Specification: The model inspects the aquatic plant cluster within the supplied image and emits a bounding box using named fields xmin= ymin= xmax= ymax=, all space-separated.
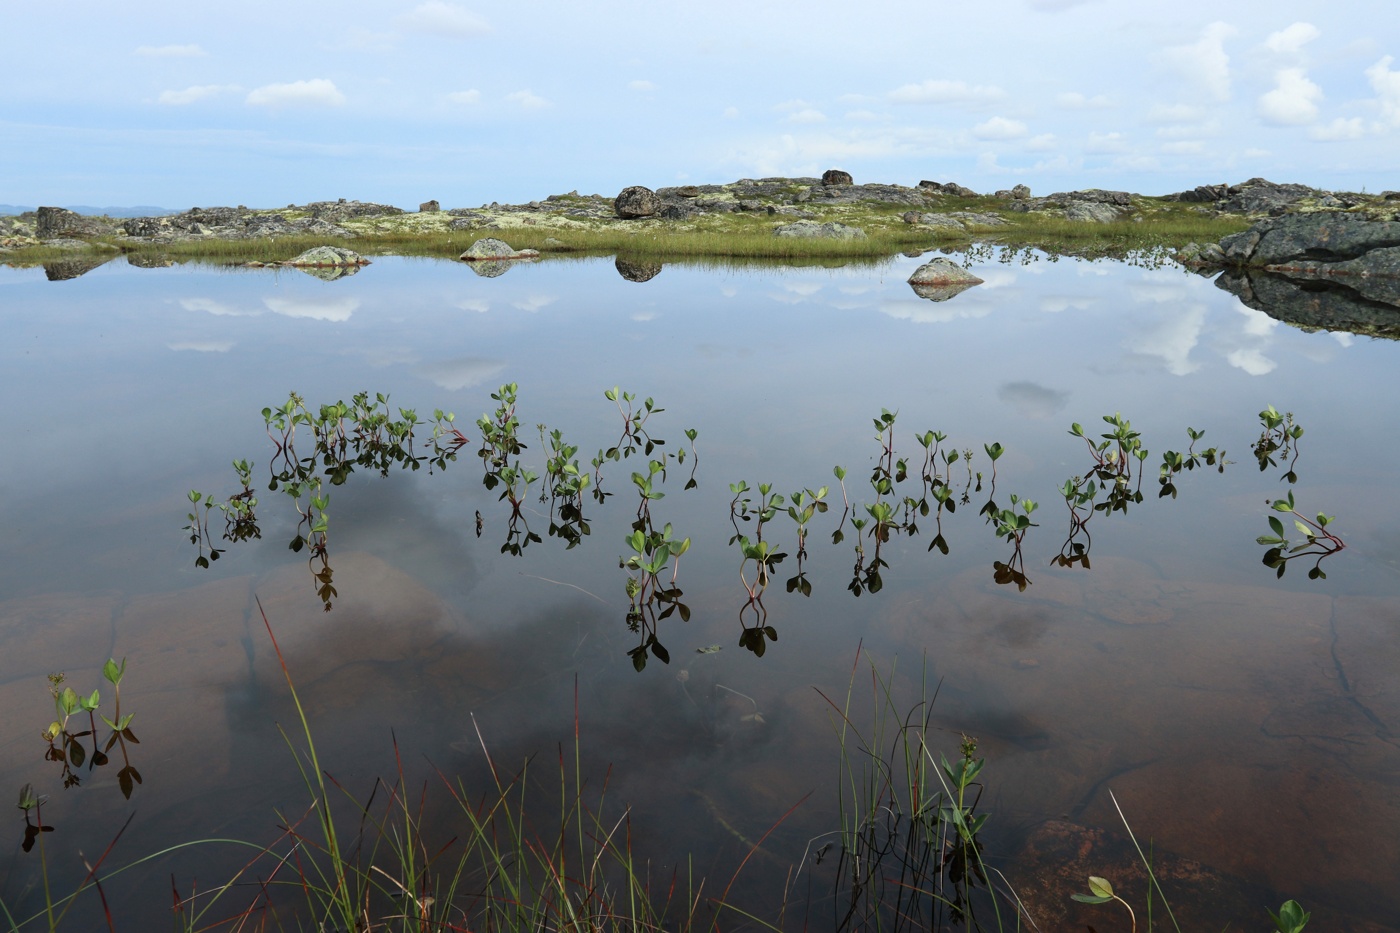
xmin=187 ymin=391 xmax=1344 ymax=650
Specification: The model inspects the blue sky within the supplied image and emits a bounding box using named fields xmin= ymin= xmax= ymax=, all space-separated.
xmin=6 ymin=0 xmax=1399 ymax=209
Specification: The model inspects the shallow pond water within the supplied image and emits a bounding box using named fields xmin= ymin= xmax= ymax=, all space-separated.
xmin=1 ymin=250 xmax=1398 ymax=929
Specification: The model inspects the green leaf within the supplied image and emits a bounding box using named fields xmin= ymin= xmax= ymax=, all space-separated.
xmin=1268 ymin=516 xmax=1285 ymax=536
xmin=1087 ymin=876 xmax=1114 ymax=898
xmin=1071 ymin=894 xmax=1114 ymax=905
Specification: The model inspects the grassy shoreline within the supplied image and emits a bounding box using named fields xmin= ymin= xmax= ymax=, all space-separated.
xmin=1 ymin=204 xmax=1252 ymax=268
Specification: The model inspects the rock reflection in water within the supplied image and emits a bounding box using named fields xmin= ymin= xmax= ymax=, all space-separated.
xmin=615 ymin=256 xmax=663 ymax=283
xmin=43 ymin=256 xmax=111 ymax=281
xmin=1216 ymin=268 xmax=1400 ymax=340
xmin=293 ymin=263 xmax=360 ymax=281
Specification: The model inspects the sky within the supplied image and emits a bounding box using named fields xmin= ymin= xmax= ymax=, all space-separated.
xmin=5 ymin=0 xmax=1399 ymax=210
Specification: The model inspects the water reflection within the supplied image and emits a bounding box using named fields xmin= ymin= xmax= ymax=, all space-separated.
xmin=615 ymin=256 xmax=663 ymax=282
xmin=1217 ymin=267 xmax=1400 ymax=340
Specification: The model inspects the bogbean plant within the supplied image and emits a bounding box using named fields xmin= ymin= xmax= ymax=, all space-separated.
xmin=728 ymin=481 xmax=788 ymax=653
xmin=1254 ymin=404 xmax=1303 ymax=482
xmin=41 ymin=659 xmax=141 ymax=799
xmin=1257 ymin=489 xmax=1345 ymax=579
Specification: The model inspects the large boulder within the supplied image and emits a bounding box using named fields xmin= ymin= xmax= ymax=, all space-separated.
xmin=821 ymin=169 xmax=854 ymax=186
xmin=907 ymin=258 xmax=984 ymax=288
xmin=419 ymin=200 xmax=440 ymax=212
xmin=772 ymin=220 xmax=866 ymax=239
xmin=614 ymin=186 xmax=660 ymax=219
xmin=36 ymin=207 xmax=116 ymax=239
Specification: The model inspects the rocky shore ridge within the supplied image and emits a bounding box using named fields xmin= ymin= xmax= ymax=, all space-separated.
xmin=5 ymin=175 xmax=1398 ymax=252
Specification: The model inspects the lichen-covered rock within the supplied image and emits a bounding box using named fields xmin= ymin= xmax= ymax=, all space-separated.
xmin=1174 ymin=241 xmax=1225 ymax=267
xmin=772 ymin=220 xmax=866 ymax=239
xmin=614 ymin=186 xmax=660 ymax=219
xmin=36 ymin=207 xmax=116 ymax=239
xmin=459 ymin=238 xmax=540 ymax=262
xmin=1217 ymin=177 xmax=1315 ymax=214
xmin=1065 ymin=202 xmax=1121 ymax=223
xmin=285 ymin=245 xmax=368 ymax=267
xmin=1011 ymin=184 xmax=1031 ymax=199
xmin=821 ymin=169 xmax=853 ymax=186
xmin=918 ymin=180 xmax=979 ymax=197
xmin=419 ymin=200 xmax=440 ymax=212
xmin=907 ymin=258 xmax=984 ymax=288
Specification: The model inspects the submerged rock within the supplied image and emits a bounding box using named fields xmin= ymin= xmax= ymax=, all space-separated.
xmin=772 ymin=220 xmax=866 ymax=239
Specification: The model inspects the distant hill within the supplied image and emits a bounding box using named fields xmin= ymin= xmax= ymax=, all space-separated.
xmin=0 ymin=204 xmax=179 ymax=218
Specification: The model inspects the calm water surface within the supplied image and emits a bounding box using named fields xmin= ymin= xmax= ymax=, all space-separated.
xmin=1 ymin=251 xmax=1398 ymax=928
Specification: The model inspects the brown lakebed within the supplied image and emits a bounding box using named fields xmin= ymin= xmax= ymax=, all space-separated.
xmin=1 ymin=251 xmax=1397 ymax=930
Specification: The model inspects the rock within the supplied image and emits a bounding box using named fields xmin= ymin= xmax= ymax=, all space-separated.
xmin=1174 ymin=242 xmax=1225 ymax=267
xmin=902 ymin=212 xmax=966 ymax=230
xmin=284 ymin=245 xmax=369 ymax=267
xmin=947 ymin=211 xmax=1009 ymax=227
xmin=1011 ymin=184 xmax=1030 ymax=199
xmin=1065 ymin=201 xmax=1121 ymax=223
xmin=910 ymin=281 xmax=980 ymax=302
xmin=466 ymin=259 xmax=516 ymax=278
xmin=614 ymin=186 xmax=660 ymax=219
xmin=36 ymin=206 xmax=115 ymax=239
xmin=659 ymin=203 xmax=697 ymax=221
xmin=907 ymin=257 xmax=984 ymax=288
xmin=419 ymin=200 xmax=440 ymax=212
xmin=459 ymin=238 xmax=540 ymax=262
xmin=1217 ymin=177 xmax=1316 ymax=214
xmin=994 ymin=189 xmax=1013 ymax=199
xmin=918 ymin=180 xmax=979 ymax=197
xmin=772 ymin=220 xmax=867 ymax=239
xmin=738 ymin=199 xmax=762 ymax=211
xmin=305 ymin=200 xmax=405 ymax=222
xmin=821 ymin=169 xmax=854 ymax=186
xmin=43 ymin=257 xmax=111 ymax=281
xmin=1220 ymin=212 xmax=1400 ymax=267
xmin=674 ymin=186 xmax=701 ymax=198
xmin=615 ymin=256 xmax=663 ymax=283
xmin=1166 ymin=183 xmax=1230 ymax=203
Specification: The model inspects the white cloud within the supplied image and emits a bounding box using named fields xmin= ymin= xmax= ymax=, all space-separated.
xmin=1148 ymin=103 xmax=1203 ymax=123
xmin=135 ymin=44 xmax=206 ymax=57
xmin=512 ymin=294 xmax=556 ymax=312
xmin=1367 ymin=56 xmax=1400 ymax=126
xmin=1026 ymin=133 xmax=1057 ymax=151
xmin=1235 ymin=306 xmax=1279 ymax=337
xmin=722 ymin=106 xmax=739 ymax=119
xmin=1163 ymin=22 xmax=1237 ymax=101
xmin=159 ymin=84 xmax=239 ymax=106
xmin=262 ymin=296 xmax=359 ymax=321
xmin=180 ymin=297 xmax=259 ymax=317
xmin=787 ymin=108 xmax=827 ymax=124
xmin=1161 ymin=140 xmax=1205 ymax=154
xmin=506 ymin=89 xmax=549 ymax=110
xmin=973 ymin=116 xmax=1028 ymax=139
xmin=1085 ymin=131 xmax=1128 ymax=152
xmin=417 ymin=357 xmax=506 ymax=391
xmin=1227 ymin=348 xmax=1276 ymax=375
xmin=889 ymin=79 xmax=1006 ymax=106
xmin=168 ymin=340 xmax=234 ymax=352
xmin=628 ymin=80 xmax=655 ymax=92
xmin=1265 ymin=22 xmax=1320 ymax=55
xmin=1057 ymin=91 xmax=1113 ymax=109
xmin=396 ymin=2 xmax=491 ymax=39
xmin=845 ymin=109 xmax=881 ymax=121
xmin=447 ymin=89 xmax=481 ymax=104
xmin=1310 ymin=117 xmax=1365 ymax=140
xmin=1127 ymin=304 xmax=1205 ymax=375
xmin=246 ymin=79 xmax=345 ymax=108
xmin=1258 ymin=68 xmax=1322 ymax=125
xmin=456 ymin=298 xmax=489 ymax=313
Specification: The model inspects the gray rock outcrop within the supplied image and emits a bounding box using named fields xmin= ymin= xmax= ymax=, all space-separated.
xmin=1213 ymin=212 xmax=1400 ymax=338
xmin=822 ymin=169 xmax=854 ymax=186
xmin=919 ymin=181 xmax=979 ymax=197
xmin=614 ymin=186 xmax=661 ymax=219
xmin=37 ymin=207 xmax=116 ymax=239
xmin=1064 ymin=202 xmax=1121 ymax=223
xmin=419 ymin=200 xmax=440 ymax=212
xmin=772 ymin=221 xmax=866 ymax=239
